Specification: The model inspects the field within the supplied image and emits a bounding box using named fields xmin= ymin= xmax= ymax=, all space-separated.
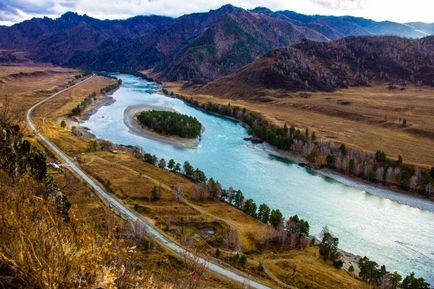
xmin=0 ymin=65 xmax=78 ymax=125
xmin=0 ymin=64 xmax=371 ymax=289
xmin=166 ymin=82 xmax=434 ymax=168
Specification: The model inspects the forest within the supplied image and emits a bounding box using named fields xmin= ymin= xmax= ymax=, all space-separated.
xmin=137 ymin=110 xmax=202 ymax=138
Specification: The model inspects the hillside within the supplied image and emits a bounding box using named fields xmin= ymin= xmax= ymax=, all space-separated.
xmin=0 ymin=5 xmax=433 ymax=83
xmin=68 ymin=5 xmax=328 ymax=82
xmin=200 ymin=36 xmax=434 ymax=97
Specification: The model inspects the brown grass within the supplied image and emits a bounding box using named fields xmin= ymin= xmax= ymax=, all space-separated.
xmin=166 ymin=82 xmax=434 ymax=168
xmin=36 ymin=120 xmax=370 ymax=288
xmin=0 ymin=65 xmax=241 ymax=289
xmin=34 ymin=75 xmax=115 ymax=118
xmin=0 ymin=65 xmax=78 ymax=126
xmin=1 ymin=65 xmax=374 ymax=289
xmin=259 ymin=246 xmax=370 ymax=289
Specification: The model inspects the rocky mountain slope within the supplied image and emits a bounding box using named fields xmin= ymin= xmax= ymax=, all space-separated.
xmin=200 ymin=36 xmax=434 ymax=97
xmin=0 ymin=5 xmax=433 ymax=83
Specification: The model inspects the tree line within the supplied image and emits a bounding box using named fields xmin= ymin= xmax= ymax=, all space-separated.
xmin=68 ymin=79 xmax=122 ymax=117
xmin=358 ymin=256 xmax=430 ymax=289
xmin=142 ymin=149 xmax=311 ymax=251
xmin=137 ymin=110 xmax=202 ymax=138
xmin=167 ymin=92 xmax=434 ymax=198
xmin=137 ymin=144 xmax=430 ymax=287
xmin=129 ymin=71 xmax=162 ymax=85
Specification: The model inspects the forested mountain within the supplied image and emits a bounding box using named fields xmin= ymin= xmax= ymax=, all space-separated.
xmin=200 ymin=36 xmax=434 ymax=97
xmin=0 ymin=12 xmax=173 ymax=65
xmin=66 ymin=5 xmax=329 ymax=82
xmin=0 ymin=5 xmax=433 ymax=83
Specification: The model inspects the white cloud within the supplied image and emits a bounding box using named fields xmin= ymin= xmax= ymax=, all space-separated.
xmin=0 ymin=0 xmax=433 ymax=25
xmin=310 ymin=0 xmax=364 ymax=10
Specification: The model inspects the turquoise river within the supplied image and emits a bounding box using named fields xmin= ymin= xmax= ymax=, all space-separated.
xmin=82 ymin=74 xmax=434 ymax=284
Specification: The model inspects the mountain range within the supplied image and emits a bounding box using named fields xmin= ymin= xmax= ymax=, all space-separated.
xmin=0 ymin=4 xmax=433 ymax=84
xmin=200 ymin=36 xmax=434 ymax=97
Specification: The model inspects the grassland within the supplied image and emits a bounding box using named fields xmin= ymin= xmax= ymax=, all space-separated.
xmin=166 ymin=82 xmax=434 ymax=168
xmin=0 ymin=65 xmax=78 ymax=125
xmin=1 ymin=64 xmax=372 ymax=288
xmin=0 ymin=64 xmax=241 ymax=288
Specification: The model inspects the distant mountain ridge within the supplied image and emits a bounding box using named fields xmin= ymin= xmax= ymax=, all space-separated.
xmin=200 ymin=36 xmax=434 ymax=98
xmin=0 ymin=5 xmax=433 ymax=83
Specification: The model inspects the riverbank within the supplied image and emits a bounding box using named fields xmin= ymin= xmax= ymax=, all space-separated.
xmin=260 ymin=142 xmax=434 ymax=212
xmin=79 ymin=94 xmax=116 ymax=122
xmin=80 ymin=73 xmax=434 ymax=285
xmin=123 ymin=104 xmax=201 ymax=148
xmin=163 ymin=86 xmax=434 ymax=205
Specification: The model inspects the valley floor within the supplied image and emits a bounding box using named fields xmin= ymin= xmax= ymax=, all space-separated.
xmin=165 ymin=81 xmax=434 ymax=169
xmin=0 ymin=65 xmax=373 ymax=288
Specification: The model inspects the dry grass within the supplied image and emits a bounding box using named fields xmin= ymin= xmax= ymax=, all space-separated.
xmin=33 ymin=75 xmax=115 ymax=118
xmin=39 ymin=123 xmax=370 ymax=288
xmin=0 ymin=65 xmax=78 ymax=126
xmin=0 ymin=65 xmax=376 ymax=289
xmin=0 ymin=65 xmax=241 ymax=289
xmin=259 ymin=246 xmax=370 ymax=289
xmin=167 ymin=82 xmax=434 ymax=168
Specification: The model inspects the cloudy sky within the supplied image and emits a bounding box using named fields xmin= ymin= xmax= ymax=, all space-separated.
xmin=0 ymin=0 xmax=433 ymax=26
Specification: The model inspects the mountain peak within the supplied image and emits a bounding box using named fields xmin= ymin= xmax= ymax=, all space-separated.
xmin=212 ymin=4 xmax=244 ymax=14
xmin=251 ymin=7 xmax=273 ymax=15
xmin=58 ymin=12 xmax=83 ymax=24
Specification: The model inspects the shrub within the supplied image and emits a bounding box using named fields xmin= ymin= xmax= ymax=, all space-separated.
xmin=333 ymin=259 xmax=343 ymax=269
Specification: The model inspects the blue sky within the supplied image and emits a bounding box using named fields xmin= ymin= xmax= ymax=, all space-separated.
xmin=0 ymin=0 xmax=433 ymax=26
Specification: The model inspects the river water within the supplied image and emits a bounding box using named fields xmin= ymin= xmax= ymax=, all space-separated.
xmin=82 ymin=74 xmax=434 ymax=284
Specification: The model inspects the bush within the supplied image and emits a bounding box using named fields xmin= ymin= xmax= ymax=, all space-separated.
xmin=144 ymin=153 xmax=157 ymax=165
xmin=239 ymin=255 xmax=247 ymax=267
xmin=375 ymin=150 xmax=386 ymax=163
xmin=139 ymin=239 xmax=150 ymax=251
xmin=326 ymin=155 xmax=336 ymax=168
xmin=333 ymin=259 xmax=343 ymax=269
xmin=149 ymin=186 xmax=161 ymax=201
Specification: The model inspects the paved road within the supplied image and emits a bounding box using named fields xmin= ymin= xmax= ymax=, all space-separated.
xmin=26 ymin=76 xmax=272 ymax=289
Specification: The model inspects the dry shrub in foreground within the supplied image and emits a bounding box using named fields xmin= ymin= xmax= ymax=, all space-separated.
xmin=0 ymin=171 xmax=181 ymax=289
xmin=0 ymin=172 xmax=125 ymax=288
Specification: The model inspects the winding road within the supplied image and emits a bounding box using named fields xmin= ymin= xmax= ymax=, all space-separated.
xmin=26 ymin=76 xmax=272 ymax=289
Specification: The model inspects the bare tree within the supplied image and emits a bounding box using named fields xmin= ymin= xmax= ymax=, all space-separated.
xmin=223 ymin=226 xmax=241 ymax=251
xmin=180 ymin=249 xmax=208 ymax=289
xmin=172 ymin=183 xmax=184 ymax=202
xmin=276 ymin=221 xmax=287 ymax=247
xmin=257 ymin=224 xmax=276 ymax=247
xmin=125 ymin=220 xmax=148 ymax=242
xmin=194 ymin=183 xmax=208 ymax=201
xmin=158 ymin=158 xmax=166 ymax=169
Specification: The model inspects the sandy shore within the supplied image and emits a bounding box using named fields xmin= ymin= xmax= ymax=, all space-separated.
xmin=260 ymin=143 xmax=434 ymax=212
xmin=79 ymin=95 xmax=116 ymax=122
xmin=123 ymin=104 xmax=201 ymax=148
xmin=319 ymin=169 xmax=434 ymax=212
